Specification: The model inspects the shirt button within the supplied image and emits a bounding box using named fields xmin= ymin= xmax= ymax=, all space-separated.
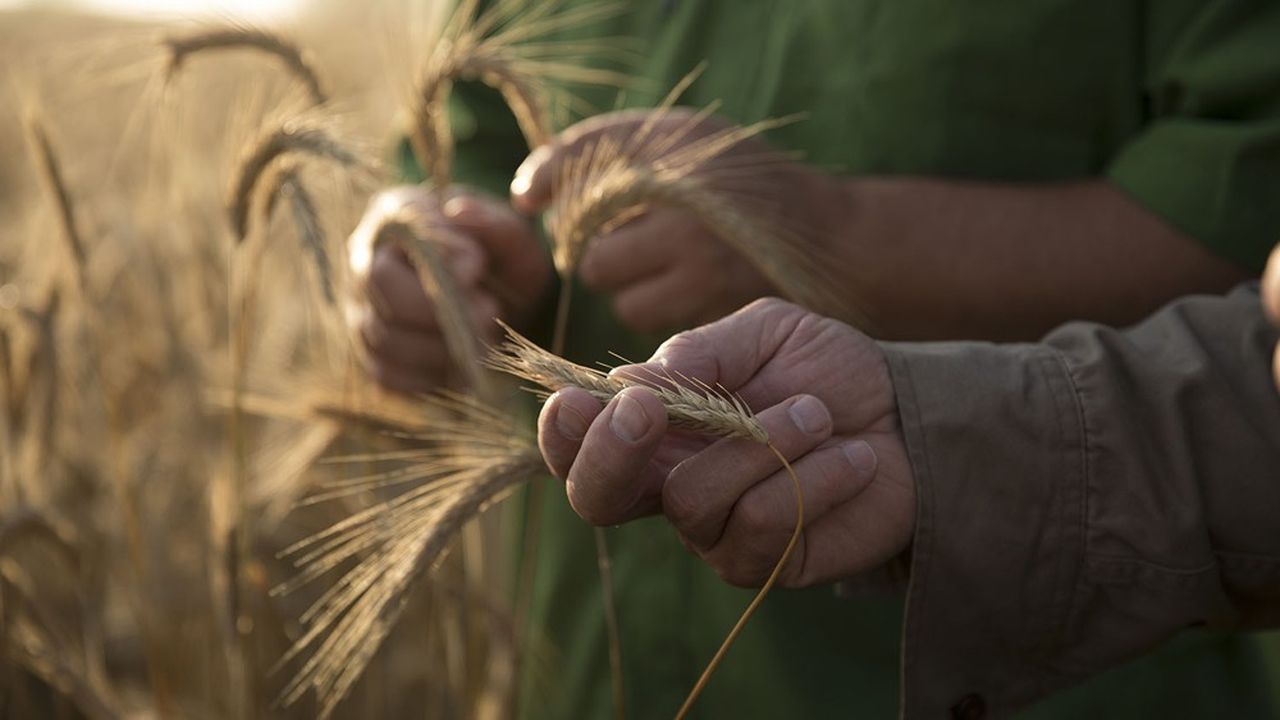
xmin=951 ymin=693 xmax=986 ymax=720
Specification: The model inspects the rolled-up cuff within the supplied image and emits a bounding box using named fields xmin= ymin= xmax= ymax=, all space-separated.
xmin=883 ymin=341 xmax=1087 ymax=719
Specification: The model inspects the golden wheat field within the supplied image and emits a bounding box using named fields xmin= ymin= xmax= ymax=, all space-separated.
xmin=1 ymin=2 xmax=1279 ymax=719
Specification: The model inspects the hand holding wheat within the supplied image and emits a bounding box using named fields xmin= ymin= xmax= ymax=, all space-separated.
xmin=347 ymin=186 xmax=549 ymax=393
xmin=511 ymin=107 xmax=853 ymax=334
xmin=537 ymin=298 xmax=916 ymax=588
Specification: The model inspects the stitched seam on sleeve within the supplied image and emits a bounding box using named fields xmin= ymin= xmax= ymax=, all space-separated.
xmin=885 ymin=349 xmax=934 ymax=720
xmin=1045 ymin=346 xmax=1091 ymax=672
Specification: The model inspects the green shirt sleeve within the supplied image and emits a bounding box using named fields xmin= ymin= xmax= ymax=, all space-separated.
xmin=1107 ymin=3 xmax=1280 ymax=273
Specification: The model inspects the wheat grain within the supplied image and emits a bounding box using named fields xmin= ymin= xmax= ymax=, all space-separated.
xmin=485 ymin=319 xmax=768 ymax=443
xmin=163 ymin=26 xmax=327 ymax=106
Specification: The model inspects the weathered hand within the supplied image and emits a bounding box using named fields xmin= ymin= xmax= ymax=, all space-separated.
xmin=536 ymin=298 xmax=914 ymax=587
xmin=347 ymin=186 xmax=550 ymax=394
xmin=1264 ymin=243 xmax=1280 ymax=388
xmin=511 ymin=109 xmax=845 ymax=334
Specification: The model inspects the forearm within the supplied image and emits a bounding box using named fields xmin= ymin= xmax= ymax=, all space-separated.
xmin=884 ymin=285 xmax=1280 ymax=717
xmin=834 ymin=177 xmax=1251 ymax=341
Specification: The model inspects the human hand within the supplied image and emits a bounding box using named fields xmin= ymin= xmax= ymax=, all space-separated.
xmin=347 ymin=186 xmax=550 ymax=393
xmin=510 ymin=109 xmax=846 ymax=334
xmin=1264 ymin=243 xmax=1280 ymax=388
xmin=536 ymin=298 xmax=914 ymax=587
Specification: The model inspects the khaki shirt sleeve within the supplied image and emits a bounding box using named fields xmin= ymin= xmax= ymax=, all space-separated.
xmin=882 ymin=285 xmax=1280 ymax=719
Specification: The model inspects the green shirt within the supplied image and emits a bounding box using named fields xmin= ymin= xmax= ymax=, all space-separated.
xmin=405 ymin=1 xmax=1280 ymax=717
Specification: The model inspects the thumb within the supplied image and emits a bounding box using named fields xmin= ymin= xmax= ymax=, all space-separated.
xmin=509 ymin=144 xmax=554 ymax=214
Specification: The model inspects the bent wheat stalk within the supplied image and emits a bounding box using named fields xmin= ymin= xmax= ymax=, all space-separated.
xmin=408 ymin=0 xmax=627 ymax=186
xmin=485 ymin=321 xmax=805 ymax=717
xmin=228 ymin=117 xmax=371 ymax=243
xmin=162 ymin=26 xmax=328 ymax=106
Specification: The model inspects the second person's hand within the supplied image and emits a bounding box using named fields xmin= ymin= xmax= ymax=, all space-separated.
xmin=348 ymin=185 xmax=551 ymax=394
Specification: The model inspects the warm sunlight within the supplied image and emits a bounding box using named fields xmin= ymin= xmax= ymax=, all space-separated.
xmin=0 ymin=0 xmax=304 ymax=21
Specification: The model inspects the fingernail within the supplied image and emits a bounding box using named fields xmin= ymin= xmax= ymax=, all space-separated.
xmin=788 ymin=395 xmax=830 ymax=435
xmin=610 ymin=392 xmax=651 ymax=442
xmin=511 ymin=145 xmax=550 ymax=198
xmin=842 ymin=440 xmax=878 ymax=479
xmin=555 ymin=399 xmax=590 ymax=442
xmin=442 ymin=196 xmax=470 ymax=218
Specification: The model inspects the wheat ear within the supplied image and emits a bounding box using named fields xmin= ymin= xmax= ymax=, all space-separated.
xmin=364 ymin=209 xmax=493 ymax=397
xmin=486 ymin=319 xmax=767 ymax=443
xmin=275 ymin=393 xmax=542 ymax=719
xmin=408 ymin=0 xmax=627 ymax=186
xmin=163 ymin=26 xmax=327 ymax=106
xmin=254 ymin=160 xmax=335 ymax=304
xmin=24 ymin=114 xmax=88 ymax=295
xmin=228 ymin=117 xmax=371 ymax=242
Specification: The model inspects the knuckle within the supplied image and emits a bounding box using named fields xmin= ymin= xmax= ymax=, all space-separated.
xmin=744 ymin=296 xmax=792 ymax=316
xmin=566 ymin=478 xmax=613 ymax=526
xmin=736 ymin=497 xmax=779 ymax=538
xmin=661 ymin=480 xmax=708 ymax=532
xmin=718 ymin=556 xmax=765 ymax=589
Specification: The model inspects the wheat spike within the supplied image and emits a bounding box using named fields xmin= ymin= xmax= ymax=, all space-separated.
xmin=362 ymin=207 xmax=494 ymax=397
xmin=254 ymin=160 xmax=335 ymax=304
xmin=408 ymin=0 xmax=628 ymax=186
xmin=275 ymin=393 xmax=542 ymax=719
xmin=546 ymin=70 xmax=865 ymax=325
xmin=163 ymin=25 xmax=328 ymax=106
xmin=485 ymin=319 xmax=768 ymax=443
xmin=228 ymin=116 xmax=373 ymax=242
xmin=24 ymin=114 xmax=88 ymax=296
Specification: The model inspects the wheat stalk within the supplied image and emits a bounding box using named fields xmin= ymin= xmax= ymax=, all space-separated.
xmin=408 ymin=0 xmax=627 ymax=186
xmin=162 ymin=25 xmax=328 ymax=106
xmin=24 ymin=114 xmax=88 ymax=296
xmin=486 ymin=319 xmax=768 ymax=443
xmin=228 ymin=116 xmax=372 ymax=243
xmin=275 ymin=393 xmax=542 ymax=719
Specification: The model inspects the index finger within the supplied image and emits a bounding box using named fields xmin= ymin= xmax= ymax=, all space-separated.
xmin=509 ymin=109 xmax=657 ymax=214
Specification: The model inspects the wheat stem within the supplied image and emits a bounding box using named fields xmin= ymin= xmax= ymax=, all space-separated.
xmin=674 ymin=443 xmax=803 ymax=719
